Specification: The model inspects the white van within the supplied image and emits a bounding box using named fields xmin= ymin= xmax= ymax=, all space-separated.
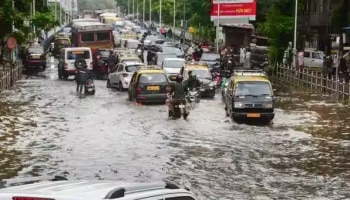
xmin=303 ymin=48 xmax=324 ymax=70
xmin=57 ymin=47 xmax=93 ymax=79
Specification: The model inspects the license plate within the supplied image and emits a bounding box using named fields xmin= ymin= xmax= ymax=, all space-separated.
xmin=88 ymin=88 xmax=93 ymax=91
xmin=199 ymin=88 xmax=205 ymax=92
xmin=32 ymin=55 xmax=40 ymax=59
xmin=178 ymin=105 xmax=185 ymax=108
xmin=247 ymin=113 xmax=260 ymax=118
xmin=147 ymin=86 xmax=160 ymax=91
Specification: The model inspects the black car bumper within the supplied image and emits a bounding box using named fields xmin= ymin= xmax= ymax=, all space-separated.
xmin=199 ymin=86 xmax=215 ymax=97
xmin=136 ymin=93 xmax=167 ymax=103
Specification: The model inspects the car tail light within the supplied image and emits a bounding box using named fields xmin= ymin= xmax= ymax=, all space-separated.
xmin=122 ymin=73 xmax=128 ymax=77
xmin=64 ymin=63 xmax=68 ymax=69
xmin=90 ymin=62 xmax=93 ymax=68
xmin=96 ymin=55 xmax=101 ymax=59
xmin=136 ymin=87 xmax=141 ymax=93
xmin=13 ymin=197 xmax=54 ymax=200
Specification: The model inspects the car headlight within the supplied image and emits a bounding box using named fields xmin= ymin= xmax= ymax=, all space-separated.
xmin=234 ymin=102 xmax=244 ymax=108
xmin=264 ymin=102 xmax=273 ymax=108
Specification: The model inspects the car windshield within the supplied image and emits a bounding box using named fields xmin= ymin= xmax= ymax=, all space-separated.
xmin=162 ymin=47 xmax=183 ymax=55
xmin=28 ymin=47 xmax=44 ymax=54
xmin=99 ymin=51 xmax=111 ymax=57
xmin=126 ymin=41 xmax=139 ymax=49
xmin=67 ymin=50 xmax=90 ymax=60
xmin=125 ymin=65 xmax=143 ymax=72
xmin=201 ymin=53 xmax=220 ymax=61
xmin=185 ymin=69 xmax=212 ymax=79
xmin=163 ymin=60 xmax=185 ymax=68
xmin=158 ymin=54 xmax=177 ymax=63
xmin=235 ymin=81 xmax=272 ymax=96
xmin=139 ymin=73 xmax=167 ymax=83
xmin=56 ymin=39 xmax=70 ymax=46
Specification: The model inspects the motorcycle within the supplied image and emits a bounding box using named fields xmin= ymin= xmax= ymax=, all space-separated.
xmin=187 ymin=88 xmax=200 ymax=110
xmin=84 ymin=78 xmax=95 ymax=95
xmin=211 ymin=71 xmax=222 ymax=88
xmin=167 ymin=94 xmax=188 ymax=120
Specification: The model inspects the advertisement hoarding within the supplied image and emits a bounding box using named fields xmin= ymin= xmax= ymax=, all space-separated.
xmin=210 ymin=0 xmax=257 ymax=21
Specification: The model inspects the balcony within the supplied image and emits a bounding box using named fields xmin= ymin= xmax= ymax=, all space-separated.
xmin=309 ymin=12 xmax=331 ymax=26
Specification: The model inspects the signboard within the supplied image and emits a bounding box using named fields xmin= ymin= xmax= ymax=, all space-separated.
xmin=212 ymin=0 xmax=253 ymax=3
xmin=210 ymin=0 xmax=256 ymax=20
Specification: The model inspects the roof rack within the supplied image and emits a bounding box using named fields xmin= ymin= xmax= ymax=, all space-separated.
xmin=185 ymin=61 xmax=208 ymax=66
xmin=233 ymin=69 xmax=267 ymax=77
xmin=104 ymin=181 xmax=181 ymax=199
xmin=0 ymin=176 xmax=67 ymax=188
xmin=139 ymin=65 xmax=162 ymax=70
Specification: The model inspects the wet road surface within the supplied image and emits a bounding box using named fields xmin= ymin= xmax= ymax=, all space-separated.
xmin=0 ymin=58 xmax=350 ymax=199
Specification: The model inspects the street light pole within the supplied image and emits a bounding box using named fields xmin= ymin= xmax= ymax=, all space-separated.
xmin=128 ymin=0 xmax=130 ymax=16
xmin=159 ymin=0 xmax=162 ymax=27
xmin=293 ymin=0 xmax=298 ymax=68
xmin=132 ymin=0 xmax=135 ymax=20
xmin=216 ymin=0 xmax=220 ymax=53
xmin=143 ymin=0 xmax=145 ymax=25
xmin=149 ymin=0 xmax=152 ymax=24
xmin=136 ymin=0 xmax=139 ymax=20
xmin=33 ymin=0 xmax=36 ymax=33
xmin=173 ymin=0 xmax=175 ymax=29
xmin=12 ymin=0 xmax=15 ymax=31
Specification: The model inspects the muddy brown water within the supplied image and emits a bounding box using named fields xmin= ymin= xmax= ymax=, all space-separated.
xmin=0 ymin=63 xmax=349 ymax=199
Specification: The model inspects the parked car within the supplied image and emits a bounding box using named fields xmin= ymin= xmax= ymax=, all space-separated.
xmin=0 ymin=176 xmax=198 ymax=200
xmin=107 ymin=61 xmax=146 ymax=91
xmin=22 ymin=45 xmax=46 ymax=71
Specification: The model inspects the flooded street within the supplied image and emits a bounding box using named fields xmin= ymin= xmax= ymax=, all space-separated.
xmin=1 ymin=58 xmax=350 ymax=199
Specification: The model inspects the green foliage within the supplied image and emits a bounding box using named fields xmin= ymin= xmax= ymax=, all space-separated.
xmin=32 ymin=12 xmax=59 ymax=31
xmin=116 ymin=0 xmax=215 ymax=41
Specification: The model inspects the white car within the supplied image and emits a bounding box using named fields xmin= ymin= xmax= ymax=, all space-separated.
xmin=161 ymin=58 xmax=185 ymax=80
xmin=108 ymin=61 xmax=145 ymax=91
xmin=0 ymin=176 xmax=197 ymax=200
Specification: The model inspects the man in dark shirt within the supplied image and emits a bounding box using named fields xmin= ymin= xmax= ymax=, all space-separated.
xmin=167 ymin=75 xmax=189 ymax=119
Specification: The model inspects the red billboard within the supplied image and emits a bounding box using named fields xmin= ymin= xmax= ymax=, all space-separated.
xmin=210 ymin=0 xmax=257 ymax=20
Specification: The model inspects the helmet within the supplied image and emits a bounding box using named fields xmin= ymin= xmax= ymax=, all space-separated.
xmin=74 ymin=58 xmax=87 ymax=69
xmin=176 ymin=74 xmax=183 ymax=82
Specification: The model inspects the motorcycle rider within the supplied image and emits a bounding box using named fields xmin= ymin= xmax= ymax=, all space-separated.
xmin=184 ymin=70 xmax=201 ymax=91
xmin=167 ymin=75 xmax=189 ymax=119
xmin=75 ymin=58 xmax=93 ymax=94
xmin=135 ymin=43 xmax=144 ymax=62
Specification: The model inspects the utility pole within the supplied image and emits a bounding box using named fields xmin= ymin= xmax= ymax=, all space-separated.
xmin=128 ymin=0 xmax=130 ymax=16
xmin=137 ymin=0 xmax=139 ymax=20
xmin=181 ymin=0 xmax=185 ymax=44
xmin=143 ymin=0 xmax=145 ymax=25
xmin=215 ymin=0 xmax=220 ymax=53
xmin=159 ymin=0 xmax=162 ymax=27
xmin=132 ymin=0 xmax=135 ymax=20
xmin=149 ymin=0 xmax=152 ymax=24
xmin=293 ymin=0 xmax=298 ymax=69
xmin=59 ymin=0 xmax=62 ymax=25
xmin=173 ymin=0 xmax=175 ymax=29
xmin=33 ymin=0 xmax=36 ymax=33
xmin=54 ymin=0 xmax=57 ymax=32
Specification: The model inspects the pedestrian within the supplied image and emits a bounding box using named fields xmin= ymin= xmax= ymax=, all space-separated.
xmin=167 ymin=28 xmax=173 ymax=39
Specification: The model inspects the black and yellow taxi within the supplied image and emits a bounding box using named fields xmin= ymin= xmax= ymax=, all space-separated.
xmin=179 ymin=62 xmax=215 ymax=98
xmin=224 ymin=70 xmax=275 ymax=123
xmin=128 ymin=66 xmax=169 ymax=103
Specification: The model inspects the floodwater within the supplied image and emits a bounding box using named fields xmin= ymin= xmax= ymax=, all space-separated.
xmin=0 ymin=58 xmax=349 ymax=199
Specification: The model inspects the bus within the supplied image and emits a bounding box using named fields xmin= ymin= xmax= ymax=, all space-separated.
xmin=71 ymin=21 xmax=114 ymax=53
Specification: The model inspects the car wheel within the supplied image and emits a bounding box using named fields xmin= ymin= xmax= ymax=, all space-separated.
xmin=107 ymin=79 xmax=111 ymax=88
xmin=63 ymin=73 xmax=69 ymax=80
xmin=128 ymin=91 xmax=134 ymax=101
xmin=119 ymin=82 xmax=123 ymax=92
xmin=58 ymin=68 xmax=63 ymax=79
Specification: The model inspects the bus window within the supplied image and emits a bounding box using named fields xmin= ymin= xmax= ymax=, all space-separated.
xmin=81 ymin=33 xmax=94 ymax=42
xmin=97 ymin=32 xmax=110 ymax=41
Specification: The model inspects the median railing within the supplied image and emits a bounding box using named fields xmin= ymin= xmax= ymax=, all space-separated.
xmin=0 ymin=61 xmax=23 ymax=92
xmin=274 ymin=65 xmax=350 ymax=103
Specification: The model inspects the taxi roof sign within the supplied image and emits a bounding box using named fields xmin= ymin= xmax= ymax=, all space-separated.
xmin=233 ymin=70 xmax=267 ymax=77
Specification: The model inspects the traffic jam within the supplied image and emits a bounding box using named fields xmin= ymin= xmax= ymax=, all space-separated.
xmin=0 ymin=10 xmax=280 ymax=200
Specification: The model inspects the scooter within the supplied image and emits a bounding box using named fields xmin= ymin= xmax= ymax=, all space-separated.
xmin=84 ymin=78 xmax=95 ymax=95
xmin=187 ymin=88 xmax=200 ymax=110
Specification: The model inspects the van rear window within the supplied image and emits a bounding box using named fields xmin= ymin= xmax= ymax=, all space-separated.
xmin=67 ymin=50 xmax=90 ymax=60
